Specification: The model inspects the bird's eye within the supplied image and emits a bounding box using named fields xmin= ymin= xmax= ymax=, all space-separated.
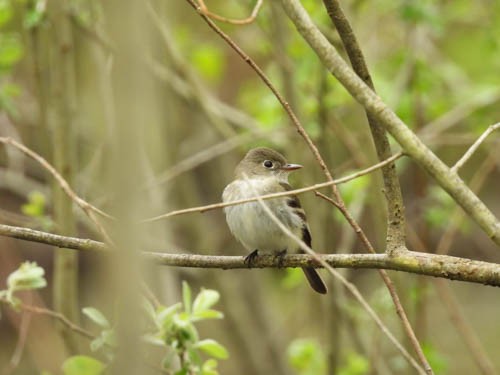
xmin=263 ymin=160 xmax=274 ymax=169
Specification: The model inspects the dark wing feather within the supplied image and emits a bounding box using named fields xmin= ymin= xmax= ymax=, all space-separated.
xmin=279 ymin=182 xmax=311 ymax=248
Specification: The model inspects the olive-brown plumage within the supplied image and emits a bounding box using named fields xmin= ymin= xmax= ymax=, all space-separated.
xmin=222 ymin=147 xmax=327 ymax=294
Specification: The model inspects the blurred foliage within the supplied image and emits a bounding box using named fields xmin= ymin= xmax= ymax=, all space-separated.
xmin=21 ymin=191 xmax=54 ymax=231
xmin=0 ymin=261 xmax=46 ymax=307
xmin=0 ymin=0 xmax=499 ymax=374
xmin=287 ymin=338 xmax=326 ymax=375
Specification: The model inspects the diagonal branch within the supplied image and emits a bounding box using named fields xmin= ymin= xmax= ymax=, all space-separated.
xmin=451 ymin=122 xmax=500 ymax=173
xmin=279 ymin=0 xmax=500 ymax=246
xmin=142 ymin=152 xmax=404 ymax=222
xmin=244 ymin=175 xmax=425 ymax=374
xmin=321 ymin=0 xmax=406 ymax=249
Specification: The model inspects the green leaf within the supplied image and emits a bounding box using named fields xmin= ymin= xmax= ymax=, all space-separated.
xmin=7 ymin=261 xmax=47 ymax=293
xmin=194 ymin=339 xmax=228 ymax=360
xmin=21 ymin=191 xmax=47 ymax=218
xmin=174 ymin=316 xmax=199 ymax=343
xmin=89 ymin=336 xmax=105 ymax=353
xmin=0 ymin=0 xmax=13 ymax=27
xmin=23 ymin=0 xmax=46 ymax=29
xmin=142 ymin=333 xmax=165 ymax=347
xmin=82 ymin=307 xmax=110 ymax=328
xmin=101 ymin=329 xmax=117 ymax=347
xmin=156 ymin=302 xmax=182 ymax=329
xmin=191 ymin=309 xmax=223 ymax=321
xmin=182 ymin=281 xmax=192 ymax=314
xmin=0 ymin=33 xmax=23 ymax=69
xmin=201 ymin=359 xmax=219 ymax=375
xmin=62 ymin=356 xmax=105 ymax=375
xmin=193 ymin=289 xmax=220 ymax=313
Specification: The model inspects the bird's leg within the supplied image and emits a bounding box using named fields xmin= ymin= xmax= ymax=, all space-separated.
xmin=274 ymin=249 xmax=287 ymax=268
xmin=244 ymin=249 xmax=259 ymax=268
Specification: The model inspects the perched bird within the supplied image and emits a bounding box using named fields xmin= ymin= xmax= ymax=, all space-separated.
xmin=222 ymin=147 xmax=327 ymax=294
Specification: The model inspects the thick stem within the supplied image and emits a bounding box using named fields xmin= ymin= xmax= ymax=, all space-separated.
xmin=47 ymin=0 xmax=80 ymax=353
xmin=321 ymin=0 xmax=406 ymax=249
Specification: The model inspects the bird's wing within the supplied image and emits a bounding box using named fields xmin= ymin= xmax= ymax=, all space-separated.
xmin=279 ymin=182 xmax=312 ymax=248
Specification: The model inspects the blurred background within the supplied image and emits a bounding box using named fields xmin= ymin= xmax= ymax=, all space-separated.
xmin=0 ymin=0 xmax=499 ymax=374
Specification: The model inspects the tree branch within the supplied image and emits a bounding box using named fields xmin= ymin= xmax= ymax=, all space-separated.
xmin=1 ymin=224 xmax=499 ymax=287
xmin=278 ymin=0 xmax=500 ymax=246
xmin=142 ymin=152 xmax=404 ymax=222
xmin=321 ymin=0 xmax=406 ymax=250
xmin=451 ymin=123 xmax=500 ymax=173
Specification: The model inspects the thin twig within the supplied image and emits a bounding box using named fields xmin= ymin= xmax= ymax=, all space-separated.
xmin=197 ymin=0 xmax=264 ymax=25
xmin=316 ymin=192 xmax=434 ymax=374
xmin=4 ymin=304 xmax=32 ymax=374
xmin=419 ymin=90 xmax=500 ymax=140
xmin=184 ymin=0 xmax=338 ymax=191
xmin=142 ymin=152 xmax=404 ymax=222
xmin=0 ymin=297 xmax=95 ymax=340
xmin=244 ymin=178 xmax=426 ymax=375
xmin=451 ymin=123 xmax=500 ymax=173
xmin=0 ymin=137 xmax=115 ymax=244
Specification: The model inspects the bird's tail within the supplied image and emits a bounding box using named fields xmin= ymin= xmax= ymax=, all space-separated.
xmin=302 ymin=267 xmax=327 ymax=294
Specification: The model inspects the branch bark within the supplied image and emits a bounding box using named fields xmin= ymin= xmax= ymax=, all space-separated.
xmin=1 ymin=224 xmax=499 ymax=287
xmin=279 ymin=0 xmax=500 ymax=246
xmin=321 ymin=0 xmax=406 ymax=249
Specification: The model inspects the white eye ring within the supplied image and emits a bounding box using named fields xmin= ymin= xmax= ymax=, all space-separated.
xmin=263 ymin=160 xmax=274 ymax=168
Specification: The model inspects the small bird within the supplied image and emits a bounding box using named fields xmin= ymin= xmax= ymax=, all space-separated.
xmin=222 ymin=147 xmax=327 ymax=294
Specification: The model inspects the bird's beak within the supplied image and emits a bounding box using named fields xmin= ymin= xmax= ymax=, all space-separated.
xmin=281 ymin=163 xmax=303 ymax=171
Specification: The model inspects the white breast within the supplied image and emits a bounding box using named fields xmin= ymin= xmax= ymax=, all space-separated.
xmin=222 ymin=178 xmax=302 ymax=253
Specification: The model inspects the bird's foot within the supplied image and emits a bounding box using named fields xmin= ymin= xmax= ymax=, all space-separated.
xmin=244 ymin=249 xmax=259 ymax=268
xmin=274 ymin=249 xmax=287 ymax=268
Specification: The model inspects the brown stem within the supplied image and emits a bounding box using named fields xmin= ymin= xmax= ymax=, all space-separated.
xmin=321 ymin=0 xmax=406 ymax=249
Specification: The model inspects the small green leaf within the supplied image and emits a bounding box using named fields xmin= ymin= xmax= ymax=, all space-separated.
xmin=201 ymin=359 xmax=219 ymax=375
xmin=23 ymin=0 xmax=46 ymax=29
xmin=182 ymin=281 xmax=192 ymax=314
xmin=193 ymin=289 xmax=220 ymax=313
xmin=82 ymin=307 xmax=110 ymax=328
xmin=89 ymin=336 xmax=105 ymax=352
xmin=191 ymin=309 xmax=223 ymax=321
xmin=62 ymin=355 xmax=105 ymax=375
xmin=142 ymin=333 xmax=165 ymax=347
xmin=101 ymin=329 xmax=117 ymax=347
xmin=156 ymin=302 xmax=182 ymax=329
xmin=21 ymin=191 xmax=47 ymax=218
xmin=195 ymin=339 xmax=228 ymax=360
xmin=7 ymin=261 xmax=47 ymax=293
